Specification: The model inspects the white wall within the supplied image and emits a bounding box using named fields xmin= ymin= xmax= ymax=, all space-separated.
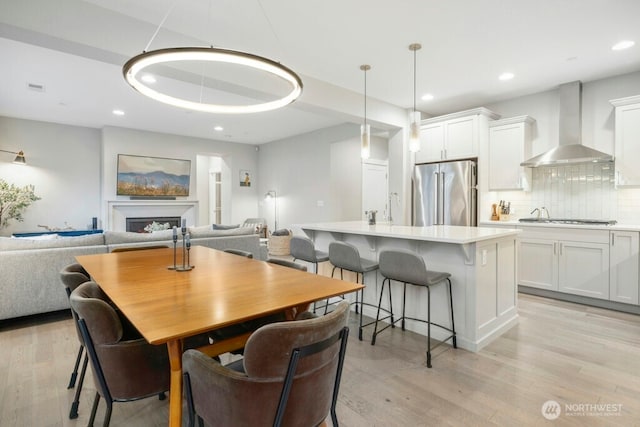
xmin=330 ymin=134 xmax=388 ymax=222
xmin=102 ymin=126 xmax=259 ymax=226
xmin=258 ymin=123 xmax=389 ymax=232
xmin=388 ymin=129 xmax=410 ymax=225
xmin=0 ymin=117 xmax=101 ymax=236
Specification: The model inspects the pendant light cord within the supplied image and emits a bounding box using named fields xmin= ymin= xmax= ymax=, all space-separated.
xmin=144 ymin=1 xmax=178 ymax=52
xmin=364 ymin=67 xmax=367 ymax=126
xmin=413 ymin=49 xmax=417 ymax=113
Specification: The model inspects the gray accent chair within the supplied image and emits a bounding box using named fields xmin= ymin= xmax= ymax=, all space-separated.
xmin=371 ymin=249 xmax=457 ymax=368
xmin=243 ymin=217 xmax=267 ymax=238
xmin=70 ymin=281 xmax=171 ymax=427
xmin=59 ymin=263 xmax=91 ymax=419
xmin=328 ymin=241 xmax=380 ymax=341
xmin=182 ymin=300 xmax=350 ymax=427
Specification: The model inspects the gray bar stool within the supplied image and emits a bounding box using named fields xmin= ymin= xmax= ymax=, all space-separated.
xmin=290 ymin=236 xmax=329 ymax=274
xmin=371 ymin=249 xmax=456 ymax=368
xmin=328 ymin=241 xmax=381 ymax=341
xmin=290 ymin=235 xmax=330 ymax=312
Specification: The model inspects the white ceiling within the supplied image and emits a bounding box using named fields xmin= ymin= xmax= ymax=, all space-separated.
xmin=1 ymin=0 xmax=639 ymax=144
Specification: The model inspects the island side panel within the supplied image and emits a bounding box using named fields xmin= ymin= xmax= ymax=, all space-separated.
xmin=474 ymin=236 xmax=519 ymax=351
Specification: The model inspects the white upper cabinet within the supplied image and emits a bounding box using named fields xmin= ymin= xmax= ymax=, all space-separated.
xmin=610 ymin=95 xmax=640 ymax=187
xmin=488 ymin=116 xmax=535 ymax=191
xmin=415 ymin=108 xmax=499 ymax=164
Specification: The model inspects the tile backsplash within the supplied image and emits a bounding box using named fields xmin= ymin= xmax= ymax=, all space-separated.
xmin=530 ymin=163 xmax=617 ymax=220
xmin=490 ymin=163 xmax=633 ymax=221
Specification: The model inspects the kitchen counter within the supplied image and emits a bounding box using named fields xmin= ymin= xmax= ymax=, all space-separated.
xmin=299 ymin=221 xmax=520 ymax=244
xmin=481 ymin=220 xmax=640 ymax=232
xmin=299 ymin=221 xmax=520 ymax=352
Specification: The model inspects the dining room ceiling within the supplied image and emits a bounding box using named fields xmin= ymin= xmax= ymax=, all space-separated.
xmin=1 ymin=0 xmax=639 ymax=144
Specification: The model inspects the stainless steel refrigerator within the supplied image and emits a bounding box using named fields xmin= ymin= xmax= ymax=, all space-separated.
xmin=412 ymin=160 xmax=477 ymax=226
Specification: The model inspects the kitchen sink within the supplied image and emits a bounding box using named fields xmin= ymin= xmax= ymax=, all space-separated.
xmin=518 ymin=218 xmax=617 ymax=225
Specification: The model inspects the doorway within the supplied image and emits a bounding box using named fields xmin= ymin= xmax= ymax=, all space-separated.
xmin=362 ymin=159 xmax=388 ymax=222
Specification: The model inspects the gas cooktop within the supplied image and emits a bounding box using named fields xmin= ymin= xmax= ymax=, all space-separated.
xmin=518 ymin=218 xmax=617 ymax=226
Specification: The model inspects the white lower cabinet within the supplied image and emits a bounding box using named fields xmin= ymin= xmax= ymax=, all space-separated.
xmin=557 ymin=241 xmax=609 ymax=300
xmin=519 ymin=238 xmax=557 ymax=290
xmin=518 ymin=228 xmax=610 ymax=300
xmin=609 ymin=231 xmax=640 ymax=304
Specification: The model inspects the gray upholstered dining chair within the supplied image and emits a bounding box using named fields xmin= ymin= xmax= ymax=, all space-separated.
xmin=59 ymin=263 xmax=91 ymax=419
xmin=371 ymin=249 xmax=456 ymax=368
xmin=70 ymin=281 xmax=171 ymax=427
xmin=223 ymin=248 xmax=254 ymax=258
xmin=182 ymin=300 xmax=350 ymax=427
xmin=266 ymin=258 xmax=307 ymax=271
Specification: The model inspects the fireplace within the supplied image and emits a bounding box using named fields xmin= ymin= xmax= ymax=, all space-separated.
xmin=126 ymin=216 xmax=181 ymax=233
xmin=107 ymin=200 xmax=198 ymax=231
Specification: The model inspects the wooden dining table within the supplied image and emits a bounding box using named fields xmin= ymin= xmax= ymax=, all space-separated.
xmin=76 ymin=245 xmax=363 ymax=427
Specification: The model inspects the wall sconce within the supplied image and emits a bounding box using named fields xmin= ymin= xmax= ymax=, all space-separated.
xmin=264 ymin=190 xmax=278 ymax=231
xmin=0 ymin=149 xmax=26 ymax=164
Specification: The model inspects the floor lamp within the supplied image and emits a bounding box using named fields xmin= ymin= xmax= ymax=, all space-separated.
xmin=265 ymin=190 xmax=278 ymax=231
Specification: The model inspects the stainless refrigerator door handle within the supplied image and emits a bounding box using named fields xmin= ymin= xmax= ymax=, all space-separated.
xmin=440 ymin=172 xmax=445 ymax=225
xmin=433 ymin=171 xmax=439 ymax=223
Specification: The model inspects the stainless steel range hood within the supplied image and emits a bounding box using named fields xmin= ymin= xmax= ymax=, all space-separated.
xmin=520 ymin=81 xmax=614 ymax=167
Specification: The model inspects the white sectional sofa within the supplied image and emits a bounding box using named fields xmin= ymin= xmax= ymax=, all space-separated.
xmin=0 ymin=226 xmax=265 ymax=320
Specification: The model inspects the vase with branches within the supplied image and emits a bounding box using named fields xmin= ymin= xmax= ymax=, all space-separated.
xmin=0 ymin=179 xmax=41 ymax=230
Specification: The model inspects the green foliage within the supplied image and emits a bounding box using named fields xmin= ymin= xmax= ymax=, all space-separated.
xmin=0 ymin=179 xmax=41 ymax=229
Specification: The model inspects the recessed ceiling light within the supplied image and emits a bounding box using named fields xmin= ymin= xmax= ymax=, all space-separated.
xmin=499 ymin=72 xmax=514 ymax=81
xmin=214 ymin=126 xmax=224 ymax=131
xmin=612 ymin=40 xmax=635 ymax=51
xmin=421 ymin=93 xmax=434 ymax=101
xmin=141 ymin=74 xmax=157 ymax=83
xmin=112 ymin=109 xmax=125 ymax=116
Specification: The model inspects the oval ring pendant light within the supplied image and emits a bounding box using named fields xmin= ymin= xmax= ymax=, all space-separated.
xmin=123 ymin=47 xmax=303 ymax=114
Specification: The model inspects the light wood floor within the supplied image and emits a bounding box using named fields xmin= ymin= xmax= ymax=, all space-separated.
xmin=1 ymin=293 xmax=639 ymax=426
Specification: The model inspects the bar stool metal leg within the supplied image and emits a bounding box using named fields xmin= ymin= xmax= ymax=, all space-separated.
xmin=371 ymin=278 xmax=396 ymax=345
xmin=448 ymin=278 xmax=457 ymax=348
xmin=426 ymin=285 xmax=432 ymax=368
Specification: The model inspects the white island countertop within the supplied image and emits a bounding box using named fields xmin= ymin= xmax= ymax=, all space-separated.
xmin=299 ymin=221 xmax=520 ymax=245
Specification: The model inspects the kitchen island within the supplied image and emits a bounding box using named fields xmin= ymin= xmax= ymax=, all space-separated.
xmin=299 ymin=221 xmax=521 ymax=352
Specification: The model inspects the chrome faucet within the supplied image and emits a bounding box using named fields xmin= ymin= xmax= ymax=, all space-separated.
xmin=530 ymin=207 xmax=550 ymax=219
